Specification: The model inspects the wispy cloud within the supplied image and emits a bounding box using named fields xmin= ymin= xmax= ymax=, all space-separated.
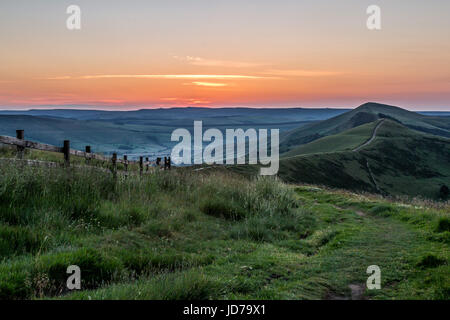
xmin=43 ymin=74 xmax=268 ymax=80
xmin=173 ymin=56 xmax=262 ymax=68
xmin=42 ymin=76 xmax=73 ymax=80
xmin=262 ymin=69 xmax=341 ymax=77
xmin=159 ymin=97 xmax=212 ymax=105
xmin=190 ymin=82 xmax=228 ymax=87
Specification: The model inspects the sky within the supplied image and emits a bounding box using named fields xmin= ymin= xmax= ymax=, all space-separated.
xmin=0 ymin=0 xmax=449 ymax=111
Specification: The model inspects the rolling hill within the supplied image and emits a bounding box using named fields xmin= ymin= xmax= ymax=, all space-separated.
xmin=0 ymin=107 xmax=348 ymax=122
xmin=282 ymin=121 xmax=380 ymax=157
xmin=280 ymin=102 xmax=450 ymax=154
xmin=278 ymin=120 xmax=450 ymax=199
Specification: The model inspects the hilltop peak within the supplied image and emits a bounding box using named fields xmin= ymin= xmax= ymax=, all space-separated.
xmin=356 ymin=102 xmax=401 ymax=111
xmin=352 ymin=102 xmax=420 ymax=119
xmin=281 ymin=101 xmax=450 ymax=153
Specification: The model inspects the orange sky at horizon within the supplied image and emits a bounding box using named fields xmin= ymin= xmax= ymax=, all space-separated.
xmin=1 ymin=0 xmax=449 ymax=111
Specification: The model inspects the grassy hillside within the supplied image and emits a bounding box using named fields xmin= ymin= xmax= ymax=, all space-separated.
xmin=283 ymin=121 xmax=379 ymax=157
xmin=357 ymin=120 xmax=450 ymax=198
xmin=278 ymin=120 xmax=450 ymax=199
xmin=281 ymin=102 xmax=450 ymax=153
xmin=0 ymin=163 xmax=448 ymax=300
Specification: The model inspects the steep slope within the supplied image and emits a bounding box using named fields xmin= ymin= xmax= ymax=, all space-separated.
xmin=281 ymin=102 xmax=450 ymax=153
xmin=278 ymin=120 xmax=450 ymax=199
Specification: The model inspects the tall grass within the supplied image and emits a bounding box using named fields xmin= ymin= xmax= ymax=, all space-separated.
xmin=0 ymin=163 xmax=304 ymax=299
xmin=0 ymin=162 xmax=448 ymax=300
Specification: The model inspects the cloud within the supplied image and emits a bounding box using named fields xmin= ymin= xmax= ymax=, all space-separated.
xmin=262 ymin=69 xmax=341 ymax=77
xmin=42 ymin=74 xmax=268 ymax=80
xmin=43 ymin=76 xmax=73 ymax=80
xmin=190 ymin=82 xmax=228 ymax=87
xmin=159 ymin=97 xmax=212 ymax=105
xmin=173 ymin=56 xmax=262 ymax=68
xmin=189 ymin=100 xmax=212 ymax=104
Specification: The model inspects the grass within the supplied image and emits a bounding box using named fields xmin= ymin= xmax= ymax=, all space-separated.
xmin=0 ymin=162 xmax=448 ymax=300
xmin=282 ymin=121 xmax=378 ymax=157
xmin=0 ymin=145 xmax=144 ymax=172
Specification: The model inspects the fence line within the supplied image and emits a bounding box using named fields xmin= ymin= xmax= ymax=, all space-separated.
xmin=0 ymin=129 xmax=172 ymax=174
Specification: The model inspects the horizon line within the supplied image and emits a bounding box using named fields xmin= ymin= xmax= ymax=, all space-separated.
xmin=0 ymin=102 xmax=449 ymax=112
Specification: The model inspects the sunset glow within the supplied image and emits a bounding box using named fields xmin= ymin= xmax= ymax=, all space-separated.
xmin=0 ymin=0 xmax=449 ymax=110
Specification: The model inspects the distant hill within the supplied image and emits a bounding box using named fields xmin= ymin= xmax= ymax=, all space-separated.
xmin=278 ymin=120 xmax=450 ymax=199
xmin=2 ymin=104 xmax=449 ymax=199
xmin=281 ymin=102 xmax=450 ymax=153
xmin=0 ymin=107 xmax=348 ymax=157
xmin=0 ymin=107 xmax=348 ymax=123
xmin=0 ymin=115 xmax=172 ymax=155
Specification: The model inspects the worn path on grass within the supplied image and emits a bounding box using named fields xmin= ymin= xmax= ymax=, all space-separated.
xmin=319 ymin=212 xmax=416 ymax=299
xmin=353 ymin=119 xmax=385 ymax=152
xmin=286 ymin=190 xmax=444 ymax=300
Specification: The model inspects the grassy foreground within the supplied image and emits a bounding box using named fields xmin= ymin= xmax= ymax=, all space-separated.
xmin=0 ymin=163 xmax=448 ymax=300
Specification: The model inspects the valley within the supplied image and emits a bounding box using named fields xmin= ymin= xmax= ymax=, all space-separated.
xmin=1 ymin=102 xmax=449 ymax=199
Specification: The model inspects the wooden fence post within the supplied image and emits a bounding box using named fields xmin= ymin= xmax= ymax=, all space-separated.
xmin=123 ymin=155 xmax=128 ymax=174
xmin=16 ymin=130 xmax=24 ymax=159
xmin=139 ymin=156 xmax=143 ymax=176
xmin=112 ymin=153 xmax=117 ymax=178
xmin=156 ymin=157 xmax=161 ymax=168
xmin=145 ymin=157 xmax=149 ymax=172
xmin=63 ymin=140 xmax=70 ymax=167
xmin=168 ymin=156 xmax=171 ymax=170
xmin=85 ymin=146 xmax=91 ymax=164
